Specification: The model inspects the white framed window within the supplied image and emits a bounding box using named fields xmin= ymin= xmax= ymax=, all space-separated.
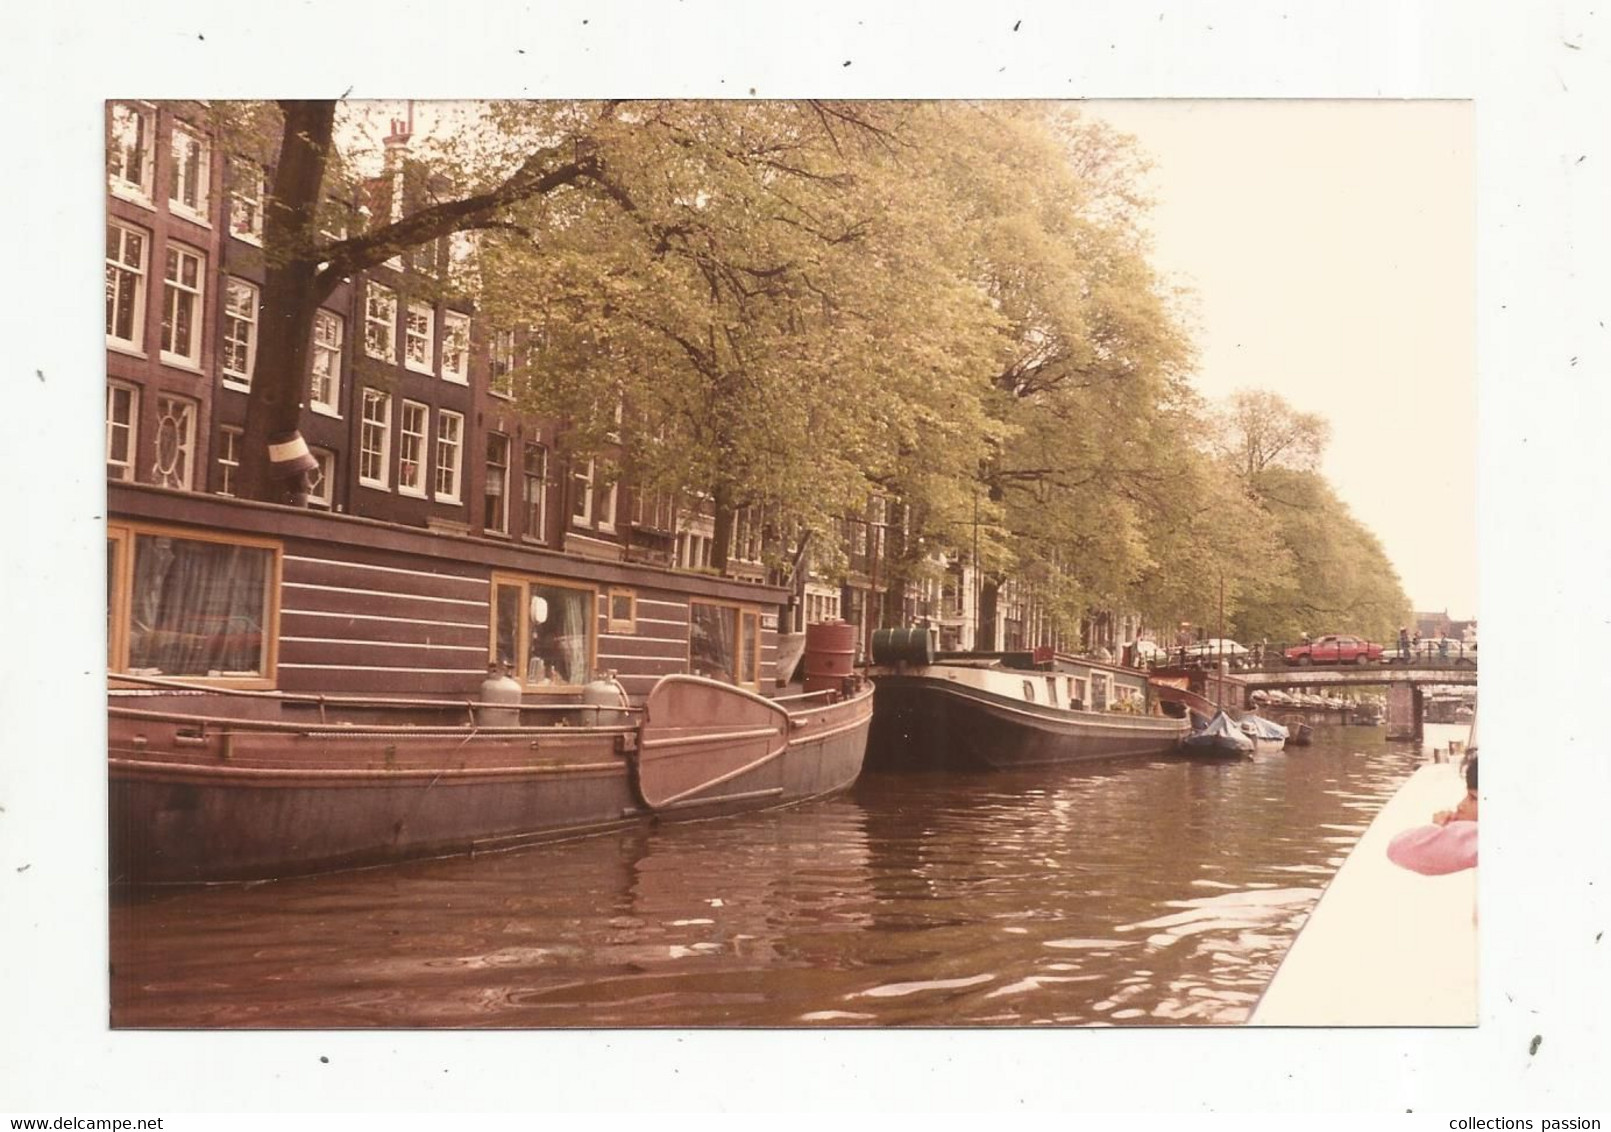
xmin=364 ymin=282 xmax=396 ymax=362
xmin=217 ymin=426 xmax=242 ymax=496
xmin=571 ymin=459 xmax=595 ymax=528
xmin=160 ymin=242 xmax=205 ymax=368
xmin=522 ymin=443 xmax=549 ymax=543
xmin=221 ymin=277 xmax=258 ymax=390
xmin=490 ymin=328 xmax=516 ymax=397
xmin=309 ymin=309 xmax=343 ymax=415
xmin=228 ymin=157 xmax=264 ymax=244
xmin=307 ymin=448 xmax=335 ymax=509
xmin=105 ymin=220 xmax=148 ymax=352
xmin=731 ymin=507 xmax=762 ymax=564
xmin=106 ymin=381 xmax=139 ymax=481
xmin=359 ymin=388 xmax=392 ymax=489
xmin=151 ymin=395 xmax=196 ymax=490
xmin=107 ymin=102 xmax=154 ymax=203
xmin=168 ymin=121 xmax=211 ymax=222
xmin=398 ymin=400 xmax=429 ymax=497
xmin=404 ymin=303 xmax=435 ymax=373
xmin=434 ymin=410 xmax=464 ymax=503
xmin=596 ymin=461 xmax=617 ymax=534
xmin=484 ymin=433 xmax=510 ymax=535
xmin=442 ymin=312 xmax=471 ymax=384
xmin=631 ymin=489 xmax=677 ymax=531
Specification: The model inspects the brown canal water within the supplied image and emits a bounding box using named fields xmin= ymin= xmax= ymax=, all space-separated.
xmin=109 ymin=722 xmax=1462 ymax=1028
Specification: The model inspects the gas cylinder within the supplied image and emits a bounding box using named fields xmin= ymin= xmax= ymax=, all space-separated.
xmin=581 ymin=670 xmax=631 ymax=724
xmin=477 ymin=662 xmax=524 ymax=727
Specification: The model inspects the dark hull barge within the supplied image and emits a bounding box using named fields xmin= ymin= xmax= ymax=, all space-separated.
xmin=106 ymin=483 xmax=871 ymax=883
xmin=111 ymin=674 xmax=871 ymax=883
xmin=865 ymin=633 xmax=1188 ymax=771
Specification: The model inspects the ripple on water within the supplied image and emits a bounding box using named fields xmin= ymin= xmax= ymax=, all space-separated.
xmin=110 ymin=730 xmax=1418 ymax=1027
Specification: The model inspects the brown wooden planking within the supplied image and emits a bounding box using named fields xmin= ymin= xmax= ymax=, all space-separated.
xmin=281 ymin=584 xmax=488 ymax=626
xmin=276 ymin=664 xmax=487 ymax=697
xmin=278 ymin=640 xmax=490 ymax=673
xmin=595 ymin=635 xmax=691 ymax=659
xmin=284 ymin=558 xmax=489 ymax=602
xmin=113 ymin=483 xmax=790 ymax=608
xmin=280 ymin=611 xmax=488 ymax=648
xmin=284 ymin=543 xmax=485 ymax=584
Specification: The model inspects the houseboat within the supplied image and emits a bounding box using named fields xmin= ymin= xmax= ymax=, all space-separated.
xmin=106 ymin=483 xmax=872 ymax=883
xmin=864 ymin=631 xmax=1188 ymax=770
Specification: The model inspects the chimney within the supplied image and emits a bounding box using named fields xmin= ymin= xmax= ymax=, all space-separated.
xmin=382 ymin=116 xmax=411 ymax=224
xmin=383 ymin=118 xmax=412 ymax=172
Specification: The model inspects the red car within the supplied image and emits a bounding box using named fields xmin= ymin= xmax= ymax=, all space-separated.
xmin=1284 ymin=634 xmax=1383 ymax=666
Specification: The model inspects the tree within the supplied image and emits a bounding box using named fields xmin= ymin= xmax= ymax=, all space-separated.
xmin=1233 ymin=466 xmax=1411 ymax=642
xmin=1213 ymin=389 xmax=1331 ymax=478
xmin=475 ymin=101 xmax=1011 ymax=574
xmin=222 ymin=99 xmax=657 ymax=501
xmin=912 ymin=104 xmax=1198 ymax=646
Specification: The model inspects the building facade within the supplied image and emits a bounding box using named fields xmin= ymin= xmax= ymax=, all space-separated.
xmin=105 ymin=102 xmax=1122 ymax=678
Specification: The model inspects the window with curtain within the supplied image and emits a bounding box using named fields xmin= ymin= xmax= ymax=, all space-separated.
xmin=111 ymin=527 xmax=278 ymax=680
xmin=690 ymin=602 xmax=737 ymax=683
xmin=491 ymin=574 xmax=595 ymax=689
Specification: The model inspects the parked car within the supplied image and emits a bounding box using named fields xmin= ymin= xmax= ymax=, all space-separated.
xmin=1131 ymin=640 xmax=1168 ymax=664
xmin=1283 ymin=634 xmax=1382 ymax=666
xmin=1176 ymin=638 xmax=1251 ymax=667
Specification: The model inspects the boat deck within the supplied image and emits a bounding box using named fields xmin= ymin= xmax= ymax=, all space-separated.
xmin=1250 ymin=760 xmax=1477 ymax=1026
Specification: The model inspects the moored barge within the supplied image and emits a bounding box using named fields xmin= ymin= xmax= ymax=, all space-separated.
xmin=865 ymin=632 xmax=1188 ymax=770
xmin=106 ymin=483 xmax=872 ymax=882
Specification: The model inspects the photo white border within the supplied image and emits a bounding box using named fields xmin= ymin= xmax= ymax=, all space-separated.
xmin=4 ymin=0 xmax=1605 ymax=1117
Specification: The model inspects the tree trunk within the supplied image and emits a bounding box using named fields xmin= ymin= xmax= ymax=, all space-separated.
xmin=238 ymin=100 xmax=336 ymax=503
xmin=978 ymin=576 xmax=1001 ymax=651
xmin=710 ymin=481 xmax=734 ymax=573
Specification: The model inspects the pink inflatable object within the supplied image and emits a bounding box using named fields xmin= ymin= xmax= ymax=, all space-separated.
xmin=1386 ymin=821 xmax=1478 ymax=875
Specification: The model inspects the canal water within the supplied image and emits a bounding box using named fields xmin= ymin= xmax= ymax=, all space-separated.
xmin=108 ymin=723 xmax=1465 ymax=1028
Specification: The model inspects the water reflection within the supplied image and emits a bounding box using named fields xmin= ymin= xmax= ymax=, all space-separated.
xmin=110 ymin=723 xmax=1457 ymax=1028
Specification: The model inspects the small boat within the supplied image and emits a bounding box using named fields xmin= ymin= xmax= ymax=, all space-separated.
xmin=1184 ymin=709 xmax=1255 ymax=759
xmin=1239 ymin=713 xmax=1290 ymax=754
xmin=866 ymin=632 xmax=1189 ymax=770
xmin=1280 ymin=714 xmax=1315 ymax=746
xmin=111 ymin=672 xmax=872 ymax=883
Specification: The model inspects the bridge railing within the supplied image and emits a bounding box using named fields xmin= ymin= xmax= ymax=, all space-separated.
xmin=1138 ymin=639 xmax=1477 ymax=673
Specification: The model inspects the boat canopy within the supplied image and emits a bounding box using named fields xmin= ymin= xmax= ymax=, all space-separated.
xmin=1198 ymin=710 xmax=1253 ymax=742
xmin=1240 ymin=714 xmax=1290 ymax=741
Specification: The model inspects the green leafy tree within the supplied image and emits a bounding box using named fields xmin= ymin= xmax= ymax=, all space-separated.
xmin=1234 ymin=467 xmax=1411 ymax=643
xmin=474 ymin=100 xmax=1008 ymax=573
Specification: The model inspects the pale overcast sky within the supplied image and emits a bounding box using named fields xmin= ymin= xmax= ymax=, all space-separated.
xmin=1087 ymin=100 xmax=1476 ymax=618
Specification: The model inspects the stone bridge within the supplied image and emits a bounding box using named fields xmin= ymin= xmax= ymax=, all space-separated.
xmin=1234 ymin=664 xmax=1476 ymax=691
xmin=1229 ymin=662 xmax=1476 ymax=741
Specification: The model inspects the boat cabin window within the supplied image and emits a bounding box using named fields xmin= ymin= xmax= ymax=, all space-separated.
xmin=1068 ymin=676 xmax=1086 ymax=710
xmin=1044 ymin=676 xmax=1059 ymax=706
xmin=491 ymin=573 xmax=596 ymax=690
xmin=606 ymin=588 xmax=636 ymax=634
xmin=107 ymin=522 xmax=279 ymax=686
xmin=690 ymin=600 xmax=762 ymax=688
xmin=1091 ymin=673 xmax=1110 ymax=712
xmin=1022 ymin=680 xmax=1036 ymax=702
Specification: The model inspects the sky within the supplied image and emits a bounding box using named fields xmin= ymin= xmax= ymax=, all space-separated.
xmin=1085 ymin=101 xmax=1475 ymax=618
